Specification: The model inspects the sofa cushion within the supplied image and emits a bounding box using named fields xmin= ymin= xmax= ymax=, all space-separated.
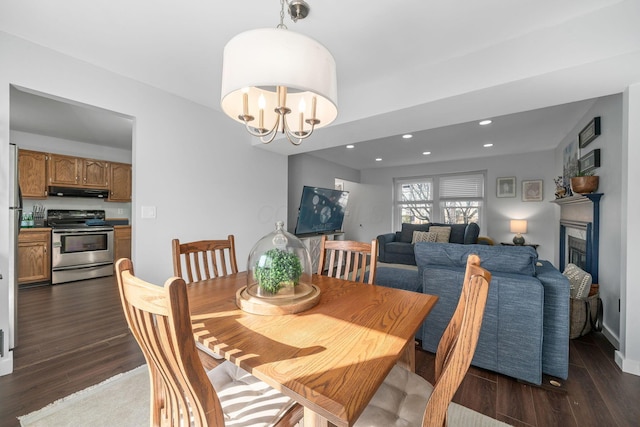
xmin=428 ymin=226 xmax=451 ymax=243
xmin=385 ymin=241 xmax=417 ymax=255
xmin=375 ymin=266 xmax=420 ymax=292
xmin=411 ymin=231 xmax=438 ymax=244
xmin=415 ymin=243 xmax=538 ymax=276
xmin=399 ymin=223 xmax=430 ymax=243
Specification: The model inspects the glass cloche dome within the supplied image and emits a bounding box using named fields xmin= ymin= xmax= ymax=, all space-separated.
xmin=246 ymin=221 xmax=313 ymax=299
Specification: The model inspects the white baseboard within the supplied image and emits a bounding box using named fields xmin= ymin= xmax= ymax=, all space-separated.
xmin=602 ymin=326 xmax=620 ymax=349
xmin=615 ymin=350 xmax=640 ymax=376
xmin=601 ymin=325 xmax=640 ymax=376
xmin=0 ymin=352 xmax=14 ymax=376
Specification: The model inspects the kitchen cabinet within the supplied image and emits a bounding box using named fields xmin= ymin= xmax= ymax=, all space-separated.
xmin=18 ymin=149 xmax=48 ymax=198
xmin=114 ymin=225 xmax=132 ymax=262
xmin=82 ymin=158 xmax=110 ymax=188
xmin=48 ymin=153 xmax=80 ymax=187
xmin=109 ymin=162 xmax=132 ymax=202
xmin=48 ymin=153 xmax=109 ymax=189
xmin=18 ymin=228 xmax=51 ymax=285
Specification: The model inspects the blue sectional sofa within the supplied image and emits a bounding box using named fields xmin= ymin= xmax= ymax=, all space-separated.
xmin=377 ymin=222 xmax=480 ymax=265
xmin=374 ymin=242 xmax=570 ymax=385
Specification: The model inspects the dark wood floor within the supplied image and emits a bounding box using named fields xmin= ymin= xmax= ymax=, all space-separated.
xmin=1 ymin=276 xmax=639 ymax=426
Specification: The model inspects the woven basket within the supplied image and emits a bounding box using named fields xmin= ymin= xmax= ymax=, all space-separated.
xmin=569 ymin=290 xmax=601 ymax=339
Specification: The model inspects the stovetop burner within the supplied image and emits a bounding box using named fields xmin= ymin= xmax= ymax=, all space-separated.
xmin=47 ymin=209 xmax=112 ymax=230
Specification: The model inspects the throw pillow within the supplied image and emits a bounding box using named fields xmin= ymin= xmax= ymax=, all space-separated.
xmin=563 ymin=263 xmax=592 ymax=298
xmin=428 ymin=226 xmax=451 ymax=243
xmin=412 ymin=231 xmax=438 ymax=244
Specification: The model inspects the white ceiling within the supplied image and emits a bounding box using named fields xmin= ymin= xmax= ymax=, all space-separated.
xmin=4 ymin=0 xmax=640 ymax=170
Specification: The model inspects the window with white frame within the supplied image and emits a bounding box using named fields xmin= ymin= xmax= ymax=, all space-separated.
xmin=395 ymin=172 xmax=485 ymax=229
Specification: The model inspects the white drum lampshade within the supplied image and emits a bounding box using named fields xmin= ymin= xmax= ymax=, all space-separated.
xmin=220 ymin=28 xmax=338 ymax=141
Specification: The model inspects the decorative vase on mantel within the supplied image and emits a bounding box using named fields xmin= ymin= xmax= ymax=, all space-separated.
xmin=570 ymin=176 xmax=599 ymax=195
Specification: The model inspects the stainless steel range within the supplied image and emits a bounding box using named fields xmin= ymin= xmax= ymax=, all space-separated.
xmin=47 ymin=209 xmax=114 ymax=284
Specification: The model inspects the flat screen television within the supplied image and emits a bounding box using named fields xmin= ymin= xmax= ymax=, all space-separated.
xmin=294 ymin=186 xmax=349 ymax=236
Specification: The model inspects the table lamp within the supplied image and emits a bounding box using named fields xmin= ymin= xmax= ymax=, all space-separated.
xmin=510 ymin=220 xmax=527 ymax=245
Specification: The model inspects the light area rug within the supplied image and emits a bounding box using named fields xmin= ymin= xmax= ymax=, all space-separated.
xmin=19 ymin=365 xmax=149 ymax=427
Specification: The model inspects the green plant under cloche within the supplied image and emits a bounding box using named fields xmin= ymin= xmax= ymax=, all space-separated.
xmin=254 ymin=248 xmax=302 ymax=294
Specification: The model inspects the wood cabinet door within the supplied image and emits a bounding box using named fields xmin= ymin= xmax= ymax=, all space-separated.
xmin=19 ymin=149 xmax=48 ymax=198
xmin=109 ymin=162 xmax=132 ymax=202
xmin=48 ymin=154 xmax=80 ymax=187
xmin=82 ymin=159 xmax=109 ymax=188
xmin=18 ymin=230 xmax=51 ymax=285
xmin=114 ymin=226 xmax=132 ymax=261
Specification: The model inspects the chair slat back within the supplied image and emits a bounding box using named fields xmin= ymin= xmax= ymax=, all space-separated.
xmin=172 ymin=236 xmax=238 ymax=284
xmin=115 ymin=258 xmax=224 ymax=426
xmin=317 ymin=235 xmax=378 ymax=284
xmin=422 ymin=254 xmax=491 ymax=427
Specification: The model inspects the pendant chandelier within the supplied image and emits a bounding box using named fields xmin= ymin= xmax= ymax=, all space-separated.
xmin=220 ymin=0 xmax=338 ymax=146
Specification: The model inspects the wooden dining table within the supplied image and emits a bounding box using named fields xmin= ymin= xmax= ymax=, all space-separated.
xmin=187 ymin=272 xmax=438 ymax=427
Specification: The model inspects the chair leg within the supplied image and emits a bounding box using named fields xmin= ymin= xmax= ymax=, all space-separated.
xmin=275 ymin=403 xmax=304 ymax=427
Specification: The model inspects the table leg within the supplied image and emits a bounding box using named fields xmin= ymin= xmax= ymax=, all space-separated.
xmin=303 ymin=407 xmax=331 ymax=427
xmin=396 ymin=340 xmax=416 ymax=372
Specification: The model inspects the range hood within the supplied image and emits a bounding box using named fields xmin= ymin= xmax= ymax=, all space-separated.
xmin=49 ymin=186 xmax=109 ymax=198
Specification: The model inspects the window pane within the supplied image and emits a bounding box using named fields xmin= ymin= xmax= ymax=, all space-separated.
xmin=441 ymin=201 xmax=480 ymax=224
xmin=400 ymin=181 xmax=433 ymax=202
xmin=401 ymin=204 xmax=432 ymax=224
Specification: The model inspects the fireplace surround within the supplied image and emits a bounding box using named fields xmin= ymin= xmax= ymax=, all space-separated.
xmin=552 ymin=193 xmax=602 ymax=282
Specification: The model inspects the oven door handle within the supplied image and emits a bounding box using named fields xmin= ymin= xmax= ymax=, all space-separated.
xmin=53 ymin=228 xmax=114 ymax=234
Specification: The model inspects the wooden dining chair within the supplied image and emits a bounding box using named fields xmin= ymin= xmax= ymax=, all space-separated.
xmin=172 ymin=236 xmax=239 ymax=362
xmin=115 ymin=258 xmax=302 ymax=427
xmin=317 ymin=235 xmax=378 ymax=284
xmin=355 ymin=254 xmax=495 ymax=427
xmin=172 ymin=236 xmax=238 ymax=284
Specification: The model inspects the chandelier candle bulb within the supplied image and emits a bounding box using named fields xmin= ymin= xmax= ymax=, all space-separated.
xmin=279 ymin=86 xmax=287 ymax=109
xmin=242 ymin=92 xmax=249 ymax=117
xmin=311 ymin=96 xmax=316 ymax=119
xmin=258 ymin=94 xmax=266 ymax=129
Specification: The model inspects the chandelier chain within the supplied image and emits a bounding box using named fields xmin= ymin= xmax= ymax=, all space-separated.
xmin=277 ymin=0 xmax=288 ymax=29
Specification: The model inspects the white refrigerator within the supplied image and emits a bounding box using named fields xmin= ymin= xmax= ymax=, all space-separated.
xmin=8 ymin=143 xmax=22 ymax=350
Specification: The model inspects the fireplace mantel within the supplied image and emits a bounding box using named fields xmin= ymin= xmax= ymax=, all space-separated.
xmin=551 ymin=193 xmax=602 ymax=282
xmin=551 ymin=193 xmax=603 ymax=207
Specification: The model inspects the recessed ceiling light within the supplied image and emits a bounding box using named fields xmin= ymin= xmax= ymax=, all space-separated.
xmin=422 ymin=151 xmax=431 ymax=155
xmin=479 ymin=119 xmax=492 ymax=126
xmin=402 ymin=134 xmax=413 ymax=139
xmin=375 ymin=158 xmax=382 ymax=162
xmin=483 ymin=143 xmax=494 ymax=148
xmin=346 ymin=144 xmax=354 ymax=149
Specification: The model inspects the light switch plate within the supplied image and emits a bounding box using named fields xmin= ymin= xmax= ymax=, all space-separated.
xmin=141 ymin=206 xmax=157 ymax=219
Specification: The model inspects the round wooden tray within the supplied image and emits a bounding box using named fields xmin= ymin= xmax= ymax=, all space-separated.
xmin=236 ymin=283 xmax=321 ymax=315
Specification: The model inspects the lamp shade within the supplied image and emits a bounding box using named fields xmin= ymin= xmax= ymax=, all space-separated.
xmin=510 ymin=220 xmax=527 ymax=234
xmin=220 ymin=28 xmax=338 ymax=133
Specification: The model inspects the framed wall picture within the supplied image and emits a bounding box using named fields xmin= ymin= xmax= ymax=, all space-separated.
xmin=496 ymin=177 xmax=516 ymax=198
xmin=579 ymin=149 xmax=601 ymax=174
xmin=579 ymin=116 xmax=601 ymax=148
xmin=563 ymin=139 xmax=578 ymax=191
xmin=522 ymin=180 xmax=543 ymax=202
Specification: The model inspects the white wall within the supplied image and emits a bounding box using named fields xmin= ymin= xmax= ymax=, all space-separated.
xmin=360 ymin=151 xmax=558 ymax=262
xmin=0 ymin=32 xmax=288 ymax=374
xmin=554 ymin=94 xmax=623 ymax=343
